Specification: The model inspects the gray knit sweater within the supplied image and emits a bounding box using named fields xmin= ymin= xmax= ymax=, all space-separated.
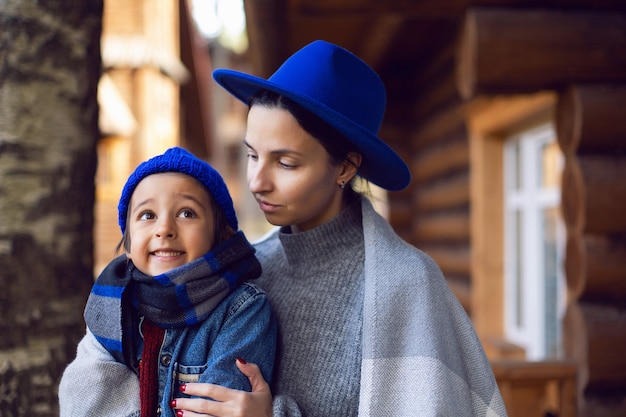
xmin=255 ymin=197 xmax=365 ymax=417
xmin=254 ymin=196 xmax=507 ymax=417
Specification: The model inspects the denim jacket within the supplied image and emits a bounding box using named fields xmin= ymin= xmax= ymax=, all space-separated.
xmin=59 ymin=282 xmax=276 ymax=417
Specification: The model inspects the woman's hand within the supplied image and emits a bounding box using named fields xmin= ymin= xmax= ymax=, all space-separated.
xmin=171 ymin=359 xmax=273 ymax=417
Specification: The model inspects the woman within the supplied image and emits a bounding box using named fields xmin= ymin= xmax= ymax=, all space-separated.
xmin=172 ymin=40 xmax=507 ymax=417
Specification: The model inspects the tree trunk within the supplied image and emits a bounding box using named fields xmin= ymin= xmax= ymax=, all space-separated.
xmin=0 ymin=1 xmax=102 ymax=415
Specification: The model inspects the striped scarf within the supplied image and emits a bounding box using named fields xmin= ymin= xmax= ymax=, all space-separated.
xmin=84 ymin=231 xmax=261 ymax=368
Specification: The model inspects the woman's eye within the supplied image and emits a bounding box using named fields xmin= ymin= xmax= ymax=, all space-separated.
xmin=246 ymin=152 xmax=258 ymax=161
xmin=279 ymin=160 xmax=296 ymax=169
xmin=178 ymin=209 xmax=196 ymax=219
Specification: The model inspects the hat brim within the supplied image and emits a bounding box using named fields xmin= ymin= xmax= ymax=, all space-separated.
xmin=213 ymin=69 xmax=411 ymax=191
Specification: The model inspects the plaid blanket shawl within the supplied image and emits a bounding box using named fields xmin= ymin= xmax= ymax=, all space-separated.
xmin=358 ymin=198 xmax=507 ymax=416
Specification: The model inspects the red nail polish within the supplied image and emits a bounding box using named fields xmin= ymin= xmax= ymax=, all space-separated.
xmin=170 ymin=399 xmax=176 ymax=408
xmin=179 ymin=384 xmax=186 ymax=393
xmin=176 ymin=411 xmax=184 ymax=417
xmin=236 ymin=357 xmax=247 ymax=364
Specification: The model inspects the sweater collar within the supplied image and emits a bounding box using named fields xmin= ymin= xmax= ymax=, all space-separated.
xmin=278 ymin=197 xmax=363 ymax=265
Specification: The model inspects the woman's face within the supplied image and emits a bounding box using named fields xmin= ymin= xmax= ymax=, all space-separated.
xmin=245 ymin=105 xmax=346 ymax=233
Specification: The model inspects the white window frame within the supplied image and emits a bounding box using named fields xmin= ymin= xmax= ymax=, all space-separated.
xmin=503 ymin=123 xmax=566 ymax=360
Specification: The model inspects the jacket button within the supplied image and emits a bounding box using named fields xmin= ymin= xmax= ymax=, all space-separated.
xmin=160 ymin=354 xmax=172 ymax=366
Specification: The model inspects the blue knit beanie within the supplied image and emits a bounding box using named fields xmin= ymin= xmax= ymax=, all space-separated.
xmin=118 ymin=147 xmax=237 ymax=234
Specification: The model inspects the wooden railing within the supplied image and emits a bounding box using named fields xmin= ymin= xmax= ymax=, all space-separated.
xmin=492 ymin=360 xmax=577 ymax=417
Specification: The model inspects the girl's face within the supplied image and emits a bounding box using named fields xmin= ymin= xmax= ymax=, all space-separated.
xmin=126 ymin=173 xmax=215 ymax=276
xmin=245 ymin=105 xmax=347 ymax=233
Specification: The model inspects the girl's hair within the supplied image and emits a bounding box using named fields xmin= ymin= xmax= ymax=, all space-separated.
xmin=248 ymin=90 xmax=359 ymax=168
xmin=115 ymin=179 xmax=235 ymax=256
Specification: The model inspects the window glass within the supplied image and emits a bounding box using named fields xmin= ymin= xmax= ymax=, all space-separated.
xmin=540 ymin=141 xmax=562 ymax=188
xmin=504 ymin=124 xmax=565 ymax=360
xmin=514 ymin=209 xmax=524 ymax=328
xmin=542 ymin=206 xmax=562 ymax=358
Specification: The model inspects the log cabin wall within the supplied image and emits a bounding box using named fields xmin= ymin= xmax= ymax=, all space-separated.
xmin=556 ymin=84 xmax=626 ymax=416
xmin=396 ymin=6 xmax=626 ymax=416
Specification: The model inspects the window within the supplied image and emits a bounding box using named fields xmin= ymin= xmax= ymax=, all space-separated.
xmin=503 ymin=124 xmax=565 ymax=360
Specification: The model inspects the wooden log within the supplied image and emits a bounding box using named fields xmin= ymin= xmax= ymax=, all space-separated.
xmin=414 ymin=172 xmax=469 ymax=212
xmin=565 ymin=233 xmax=626 ymax=301
xmin=412 ymin=210 xmax=469 ymax=243
xmin=400 ymin=37 xmax=461 ymax=122
xmin=557 ymin=84 xmax=626 ymax=155
xmin=379 ymin=124 xmax=415 ymax=199
xmin=411 ymin=132 xmax=469 ymax=184
xmin=561 ymin=155 xmax=626 ymax=234
xmin=457 ymin=9 xmax=626 ymax=99
xmin=563 ymin=302 xmax=626 ymax=391
xmin=445 ymin=275 xmax=471 ymax=314
xmin=409 ymin=103 xmax=467 ymax=152
xmin=411 ymin=65 xmax=460 ymax=123
xmin=387 ymin=195 xmax=413 ymax=230
xmin=421 ymin=245 xmax=470 ymax=277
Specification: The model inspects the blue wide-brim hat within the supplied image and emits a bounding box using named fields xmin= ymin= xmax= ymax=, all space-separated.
xmin=212 ymin=40 xmax=411 ymax=191
xmin=118 ymin=147 xmax=237 ymax=234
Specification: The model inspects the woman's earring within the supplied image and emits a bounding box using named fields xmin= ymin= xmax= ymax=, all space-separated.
xmin=339 ymin=181 xmax=346 ymax=189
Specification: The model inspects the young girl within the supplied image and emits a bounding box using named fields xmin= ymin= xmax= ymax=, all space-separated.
xmin=59 ymin=147 xmax=276 ymax=417
xmin=172 ymin=40 xmax=507 ymax=416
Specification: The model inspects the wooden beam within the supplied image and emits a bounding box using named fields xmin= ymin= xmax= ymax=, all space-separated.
xmin=244 ymin=0 xmax=289 ymax=77
xmin=287 ymin=0 xmax=470 ymax=18
xmin=358 ymin=14 xmax=405 ymax=69
xmin=457 ymin=9 xmax=626 ymax=99
xmin=286 ymin=0 xmax=626 ymax=18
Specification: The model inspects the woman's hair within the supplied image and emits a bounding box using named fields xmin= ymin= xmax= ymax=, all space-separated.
xmin=115 ymin=180 xmax=235 ymax=256
xmin=248 ymin=90 xmax=360 ymax=168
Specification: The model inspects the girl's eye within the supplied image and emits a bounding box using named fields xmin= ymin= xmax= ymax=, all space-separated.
xmin=279 ymin=161 xmax=296 ymax=169
xmin=139 ymin=211 xmax=155 ymax=221
xmin=245 ymin=151 xmax=258 ymax=161
xmin=178 ymin=209 xmax=196 ymax=219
